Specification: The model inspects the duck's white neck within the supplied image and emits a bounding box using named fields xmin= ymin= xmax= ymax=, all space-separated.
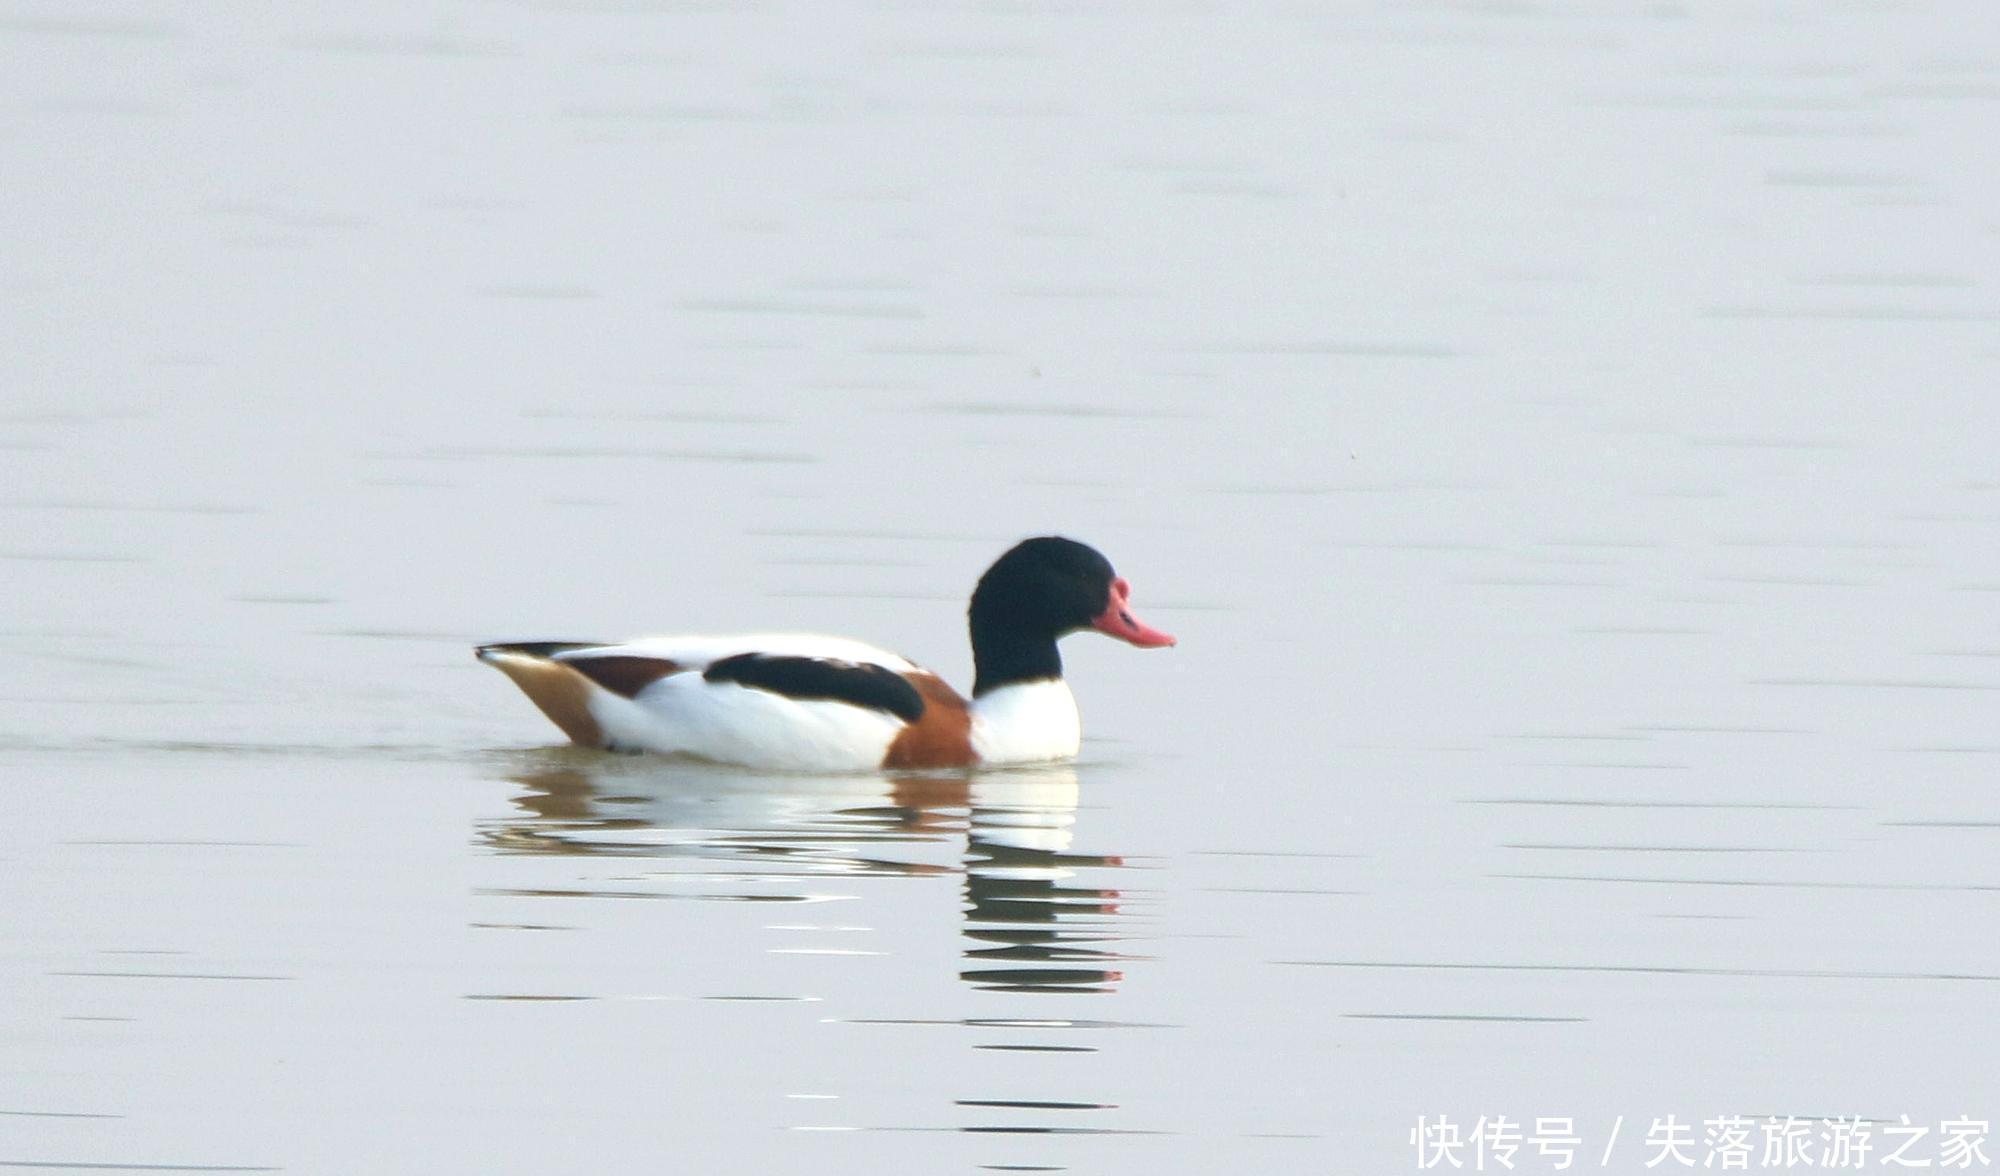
xmin=969 ymin=679 xmax=1080 ymax=765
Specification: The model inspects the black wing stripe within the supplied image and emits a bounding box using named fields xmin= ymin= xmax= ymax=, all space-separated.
xmin=703 ymin=654 xmax=925 ymax=723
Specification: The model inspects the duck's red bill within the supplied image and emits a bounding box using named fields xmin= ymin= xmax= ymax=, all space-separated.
xmin=1090 ymin=577 xmax=1176 ymax=648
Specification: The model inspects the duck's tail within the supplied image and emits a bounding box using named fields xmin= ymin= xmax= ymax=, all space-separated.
xmin=476 ymin=642 xmax=608 ymax=746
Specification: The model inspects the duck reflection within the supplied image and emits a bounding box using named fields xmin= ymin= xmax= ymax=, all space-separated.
xmin=957 ymin=772 xmax=1131 ymax=995
xmin=480 ymin=750 xmax=1135 ymax=993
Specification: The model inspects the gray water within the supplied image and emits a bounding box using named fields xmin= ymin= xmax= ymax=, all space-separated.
xmin=5 ymin=2 xmax=1999 ymax=1172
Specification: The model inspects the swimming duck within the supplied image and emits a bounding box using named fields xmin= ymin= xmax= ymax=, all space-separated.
xmin=477 ymin=536 xmax=1175 ymax=770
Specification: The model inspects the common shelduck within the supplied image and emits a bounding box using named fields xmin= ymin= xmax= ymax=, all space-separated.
xmin=476 ymin=536 xmax=1176 ymax=771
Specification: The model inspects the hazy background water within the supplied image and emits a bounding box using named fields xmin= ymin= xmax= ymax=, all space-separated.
xmin=5 ymin=2 xmax=1998 ymax=1172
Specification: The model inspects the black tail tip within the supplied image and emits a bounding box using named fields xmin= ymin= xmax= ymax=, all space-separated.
xmin=475 ymin=640 xmax=601 ymax=663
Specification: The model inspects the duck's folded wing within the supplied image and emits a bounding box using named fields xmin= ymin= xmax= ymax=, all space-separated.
xmin=699 ymin=652 xmax=925 ymax=721
xmin=576 ymin=634 xmax=919 ymax=676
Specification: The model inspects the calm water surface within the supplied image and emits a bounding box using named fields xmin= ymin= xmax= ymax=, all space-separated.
xmin=5 ymin=2 xmax=1999 ymax=1172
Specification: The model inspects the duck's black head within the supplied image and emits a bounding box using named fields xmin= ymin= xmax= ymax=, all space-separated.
xmin=968 ymin=536 xmax=1175 ymax=696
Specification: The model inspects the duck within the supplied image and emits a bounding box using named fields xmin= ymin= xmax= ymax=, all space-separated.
xmin=476 ymin=536 xmax=1176 ymax=771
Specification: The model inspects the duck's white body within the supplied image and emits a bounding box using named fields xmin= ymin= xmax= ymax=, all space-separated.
xmin=478 ymin=536 xmax=1171 ymax=773
xmin=479 ymin=633 xmax=1081 ymax=772
xmin=587 ymin=637 xmax=908 ymax=770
